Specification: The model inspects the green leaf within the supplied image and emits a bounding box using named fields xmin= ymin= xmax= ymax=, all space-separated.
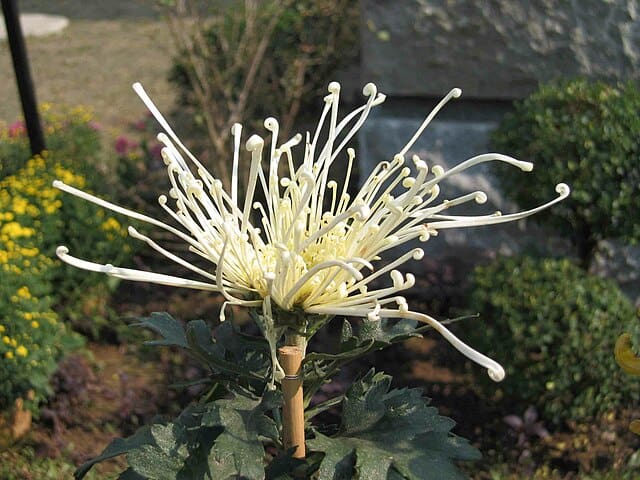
xmin=201 ymin=392 xmax=282 ymax=480
xmin=118 ymin=469 xmax=147 ymax=480
xmin=151 ymin=424 xmax=189 ymax=458
xmin=127 ymin=444 xmax=185 ymax=480
xmin=264 ymin=451 xmax=308 ymax=480
xmin=303 ymin=318 xmax=428 ymax=405
xmin=185 ymin=320 xmax=265 ymax=382
xmin=310 ymin=433 xmax=356 ymax=480
xmin=307 ymin=370 xmax=480 ymax=480
xmin=133 ymin=312 xmax=187 ymax=348
xmin=74 ymin=426 xmax=154 ymax=479
xmin=353 ymin=317 xmax=425 ymax=348
xmin=126 ymin=411 xmax=202 ymax=480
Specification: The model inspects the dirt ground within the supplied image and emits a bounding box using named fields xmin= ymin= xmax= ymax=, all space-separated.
xmin=1 ymin=0 xmax=174 ymax=129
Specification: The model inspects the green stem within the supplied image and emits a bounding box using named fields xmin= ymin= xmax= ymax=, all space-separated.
xmin=285 ymin=331 xmax=307 ymax=357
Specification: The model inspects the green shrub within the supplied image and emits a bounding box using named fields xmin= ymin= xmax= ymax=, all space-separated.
xmin=0 ymin=154 xmax=134 ymax=339
xmin=0 ymin=104 xmax=144 ymax=339
xmin=463 ymin=256 xmax=638 ymax=424
xmin=0 ymin=447 xmax=104 ymax=480
xmin=491 ymin=79 xmax=640 ymax=266
xmin=0 ymin=161 xmax=84 ymax=410
xmin=0 ymin=104 xmax=102 ymax=181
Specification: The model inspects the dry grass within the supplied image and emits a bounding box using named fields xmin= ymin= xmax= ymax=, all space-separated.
xmin=1 ymin=2 xmax=176 ymax=130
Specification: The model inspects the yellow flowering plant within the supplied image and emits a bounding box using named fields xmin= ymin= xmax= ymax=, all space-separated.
xmin=0 ymin=104 xmax=101 ymax=181
xmin=62 ymin=83 xmax=569 ymax=479
xmin=0 ymin=170 xmax=81 ymax=411
xmin=0 ymin=106 xmax=143 ymax=416
xmin=1 ymin=122 xmax=136 ymax=338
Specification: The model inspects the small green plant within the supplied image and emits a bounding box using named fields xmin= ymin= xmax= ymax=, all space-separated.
xmin=464 ymin=256 xmax=638 ymax=424
xmin=74 ymin=314 xmax=480 ymax=479
xmin=165 ymin=0 xmax=359 ymax=189
xmin=491 ymin=79 xmax=640 ymax=267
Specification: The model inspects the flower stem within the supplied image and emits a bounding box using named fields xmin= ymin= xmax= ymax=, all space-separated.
xmin=284 ymin=332 xmax=307 ymax=357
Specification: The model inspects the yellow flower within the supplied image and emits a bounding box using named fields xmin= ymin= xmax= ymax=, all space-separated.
xmin=16 ymin=286 xmax=31 ymax=299
xmin=5 ymin=351 xmax=14 ymax=359
xmin=1 ymin=222 xmax=35 ymax=239
xmin=0 ymin=325 xmax=4 ymax=333
xmin=101 ymin=217 xmax=122 ymax=232
xmin=30 ymin=321 xmax=39 ymax=329
xmin=10 ymin=198 xmax=29 ymax=215
xmin=2 ymin=336 xmax=10 ymax=344
xmin=615 ymin=333 xmax=640 ymax=376
xmin=15 ymin=345 xmax=28 ymax=357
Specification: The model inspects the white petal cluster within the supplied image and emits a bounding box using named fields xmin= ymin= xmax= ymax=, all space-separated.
xmin=54 ymin=82 xmax=570 ymax=382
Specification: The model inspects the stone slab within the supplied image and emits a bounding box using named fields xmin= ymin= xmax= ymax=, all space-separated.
xmin=0 ymin=13 xmax=69 ymax=40
xmin=358 ymin=111 xmax=540 ymax=265
xmin=362 ymin=0 xmax=640 ymax=99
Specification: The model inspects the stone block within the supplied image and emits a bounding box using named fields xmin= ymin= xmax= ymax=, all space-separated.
xmin=362 ymin=0 xmax=640 ymax=99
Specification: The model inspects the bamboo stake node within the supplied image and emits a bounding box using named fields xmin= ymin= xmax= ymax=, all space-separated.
xmin=278 ymin=345 xmax=305 ymax=458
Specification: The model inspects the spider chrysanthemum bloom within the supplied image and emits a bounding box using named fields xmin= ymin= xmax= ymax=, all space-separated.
xmin=54 ymin=82 xmax=569 ymax=383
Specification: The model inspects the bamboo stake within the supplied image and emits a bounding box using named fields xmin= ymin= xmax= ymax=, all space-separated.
xmin=278 ymin=345 xmax=305 ymax=458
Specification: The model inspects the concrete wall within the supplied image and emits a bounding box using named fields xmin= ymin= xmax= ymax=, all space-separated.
xmin=358 ymin=0 xmax=640 ymax=304
xmin=362 ymin=0 xmax=640 ymax=99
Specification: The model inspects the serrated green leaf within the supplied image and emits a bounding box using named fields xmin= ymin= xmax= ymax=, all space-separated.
xmin=74 ymin=426 xmax=154 ymax=479
xmin=309 ymin=433 xmax=355 ymax=480
xmin=151 ymin=423 xmax=189 ymax=458
xmin=358 ymin=318 xmax=419 ymax=343
xmin=341 ymin=370 xmax=389 ymax=435
xmin=118 ymin=469 xmax=147 ymax=480
xmin=264 ymin=450 xmax=308 ymax=480
xmin=201 ymin=392 xmax=282 ymax=480
xmin=390 ymin=436 xmax=473 ymax=480
xmin=185 ymin=320 xmax=264 ymax=381
xmin=127 ymin=444 xmax=185 ymax=480
xmin=307 ymin=370 xmax=479 ymax=480
xmin=125 ymin=409 xmax=200 ymax=479
xmin=133 ymin=312 xmax=187 ymax=348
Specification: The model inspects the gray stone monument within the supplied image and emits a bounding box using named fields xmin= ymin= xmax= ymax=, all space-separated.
xmin=359 ymin=0 xmax=640 ymax=304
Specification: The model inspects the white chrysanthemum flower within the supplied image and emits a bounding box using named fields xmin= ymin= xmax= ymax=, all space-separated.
xmin=54 ymin=82 xmax=570 ymax=383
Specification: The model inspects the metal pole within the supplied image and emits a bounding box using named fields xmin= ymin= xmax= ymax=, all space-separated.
xmin=2 ymin=0 xmax=46 ymax=155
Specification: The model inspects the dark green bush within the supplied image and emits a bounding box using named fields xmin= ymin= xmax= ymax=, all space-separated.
xmin=491 ymin=79 xmax=640 ymax=266
xmin=463 ymin=256 xmax=638 ymax=424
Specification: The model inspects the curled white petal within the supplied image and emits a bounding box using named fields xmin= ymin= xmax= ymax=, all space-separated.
xmin=56 ymin=246 xmax=227 ymax=292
